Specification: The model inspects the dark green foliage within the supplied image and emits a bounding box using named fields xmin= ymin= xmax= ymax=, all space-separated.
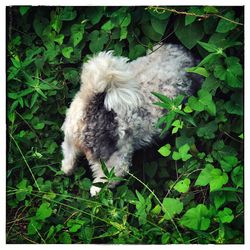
xmin=7 ymin=6 xmax=243 ymax=244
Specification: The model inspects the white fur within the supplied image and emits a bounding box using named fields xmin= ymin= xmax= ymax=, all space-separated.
xmin=61 ymin=44 xmax=195 ymax=196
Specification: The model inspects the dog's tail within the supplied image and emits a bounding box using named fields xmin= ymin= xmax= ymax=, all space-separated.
xmin=80 ymin=51 xmax=143 ymax=113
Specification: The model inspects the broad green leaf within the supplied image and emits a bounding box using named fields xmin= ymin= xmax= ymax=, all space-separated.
xmin=217 ymin=208 xmax=234 ymax=223
xmin=51 ymin=11 xmax=62 ymax=33
xmin=151 ymin=16 xmax=168 ymax=35
xmin=71 ymin=24 xmax=85 ymax=47
xmin=210 ymin=171 xmax=228 ymax=192
xmin=62 ymin=47 xmax=73 ymax=59
xmin=151 ymin=204 xmax=161 ymax=215
xmin=20 ymin=6 xmax=30 ymax=16
xmin=142 ymin=23 xmax=162 ymax=41
xmin=186 ymin=66 xmax=209 ymax=77
xmin=16 ymin=179 xmax=32 ymax=201
xmin=185 ymin=7 xmax=203 ymax=26
xmin=180 ymin=204 xmax=210 ymax=231
xmin=161 ymin=233 xmax=170 ymax=244
xmin=27 ymin=218 xmax=42 ymax=235
xmin=120 ymin=26 xmax=128 ymax=41
xmin=101 ymin=20 xmax=115 ymax=31
xmin=158 ymin=144 xmax=171 ymax=157
xmin=216 ymin=11 xmax=238 ymax=33
xmin=54 ymin=34 xmax=64 ymax=45
xmin=60 ymin=7 xmax=77 ymax=21
xmin=162 ymin=198 xmax=183 ymax=220
xmin=212 ymin=192 xmax=226 ymax=209
xmin=34 ymin=122 xmax=45 ymax=130
xmin=203 ymin=6 xmax=219 ymax=14
xmin=173 ymin=178 xmax=191 ymax=193
xmin=89 ymin=30 xmax=109 ymax=53
xmin=195 ymin=164 xmax=229 ymax=191
xmin=219 ymin=156 xmax=238 ymax=172
xmin=231 ymin=165 xmax=243 ymax=188
xmin=198 ymin=41 xmax=218 ymax=53
xmin=36 ymin=203 xmax=52 ymax=220
xmin=33 ymin=16 xmax=49 ymax=37
xmin=197 ymin=121 xmax=217 ymax=139
xmin=128 ymin=44 xmax=146 ymax=60
xmin=195 ymin=164 xmax=215 ymax=186
xmin=172 ymin=144 xmax=192 ymax=161
xmin=59 ymin=232 xmax=72 ymax=244
xmin=175 ymin=17 xmax=204 ymax=49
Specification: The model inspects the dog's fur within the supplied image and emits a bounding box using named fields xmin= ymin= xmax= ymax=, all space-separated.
xmin=61 ymin=44 xmax=199 ymax=196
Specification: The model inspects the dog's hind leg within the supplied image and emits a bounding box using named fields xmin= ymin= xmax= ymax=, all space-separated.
xmin=61 ymin=137 xmax=79 ymax=175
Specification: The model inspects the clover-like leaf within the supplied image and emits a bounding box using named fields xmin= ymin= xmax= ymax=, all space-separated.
xmin=217 ymin=208 xmax=234 ymax=223
xmin=36 ymin=202 xmax=53 ymax=220
xmin=158 ymin=144 xmax=171 ymax=157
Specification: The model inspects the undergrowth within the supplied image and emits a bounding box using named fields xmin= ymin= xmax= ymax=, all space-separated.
xmin=7 ymin=6 xmax=243 ymax=244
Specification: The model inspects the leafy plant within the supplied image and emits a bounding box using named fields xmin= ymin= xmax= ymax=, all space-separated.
xmin=7 ymin=6 xmax=243 ymax=244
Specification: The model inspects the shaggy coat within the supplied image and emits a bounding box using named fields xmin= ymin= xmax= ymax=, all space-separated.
xmin=61 ymin=44 xmax=199 ymax=196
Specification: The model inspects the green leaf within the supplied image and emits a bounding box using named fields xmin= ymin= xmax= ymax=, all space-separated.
xmin=219 ymin=156 xmax=238 ymax=172
xmin=216 ymin=11 xmax=238 ymax=33
xmin=186 ymin=66 xmax=209 ymax=77
xmin=173 ymin=178 xmax=191 ymax=193
xmin=158 ymin=144 xmax=171 ymax=157
xmin=27 ymin=218 xmax=42 ymax=235
xmin=197 ymin=121 xmax=217 ymax=139
xmin=59 ymin=232 xmax=72 ymax=244
xmin=36 ymin=203 xmax=52 ymax=220
xmin=217 ymin=208 xmax=234 ymax=223
xmin=62 ymin=47 xmax=73 ymax=59
xmin=231 ymin=165 xmax=243 ymax=188
xmin=161 ymin=233 xmax=170 ymax=244
xmin=162 ymin=198 xmax=183 ymax=220
xmin=203 ymin=6 xmax=219 ymax=14
xmin=71 ymin=24 xmax=85 ymax=47
xmin=54 ymin=34 xmax=64 ymax=45
xmin=185 ymin=7 xmax=203 ymax=26
xmin=33 ymin=16 xmax=49 ymax=37
xmin=89 ymin=30 xmax=109 ymax=53
xmin=180 ymin=204 xmax=211 ymax=231
xmin=120 ymin=26 xmax=128 ymax=41
xmin=60 ymin=7 xmax=77 ymax=21
xmin=16 ymin=179 xmax=32 ymax=201
xmin=150 ymin=16 xmax=168 ymax=35
xmin=128 ymin=44 xmax=146 ymax=60
xmin=195 ymin=164 xmax=229 ymax=192
xmin=142 ymin=23 xmax=163 ymax=42
xmin=101 ymin=20 xmax=115 ymax=31
xmin=172 ymin=144 xmax=192 ymax=161
xmin=50 ymin=11 xmax=62 ymax=33
xmin=212 ymin=192 xmax=226 ymax=209
xmin=34 ymin=122 xmax=45 ymax=130
xmin=20 ymin=6 xmax=30 ymax=16
xmin=174 ymin=17 xmax=204 ymax=49
xmin=198 ymin=41 xmax=218 ymax=53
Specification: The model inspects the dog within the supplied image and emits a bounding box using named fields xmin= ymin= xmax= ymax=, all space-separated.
xmin=61 ymin=44 xmax=200 ymax=196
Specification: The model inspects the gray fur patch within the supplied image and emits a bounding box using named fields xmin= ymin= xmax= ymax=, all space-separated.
xmin=83 ymin=92 xmax=119 ymax=161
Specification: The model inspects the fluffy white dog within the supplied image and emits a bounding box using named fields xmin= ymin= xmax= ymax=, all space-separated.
xmin=61 ymin=44 xmax=200 ymax=196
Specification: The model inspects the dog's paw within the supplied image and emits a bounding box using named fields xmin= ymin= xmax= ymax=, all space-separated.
xmin=61 ymin=164 xmax=74 ymax=176
xmin=90 ymin=185 xmax=101 ymax=197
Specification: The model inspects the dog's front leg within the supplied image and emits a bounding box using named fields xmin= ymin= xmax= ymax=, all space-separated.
xmin=90 ymin=162 xmax=107 ymax=197
xmin=61 ymin=137 xmax=79 ymax=175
